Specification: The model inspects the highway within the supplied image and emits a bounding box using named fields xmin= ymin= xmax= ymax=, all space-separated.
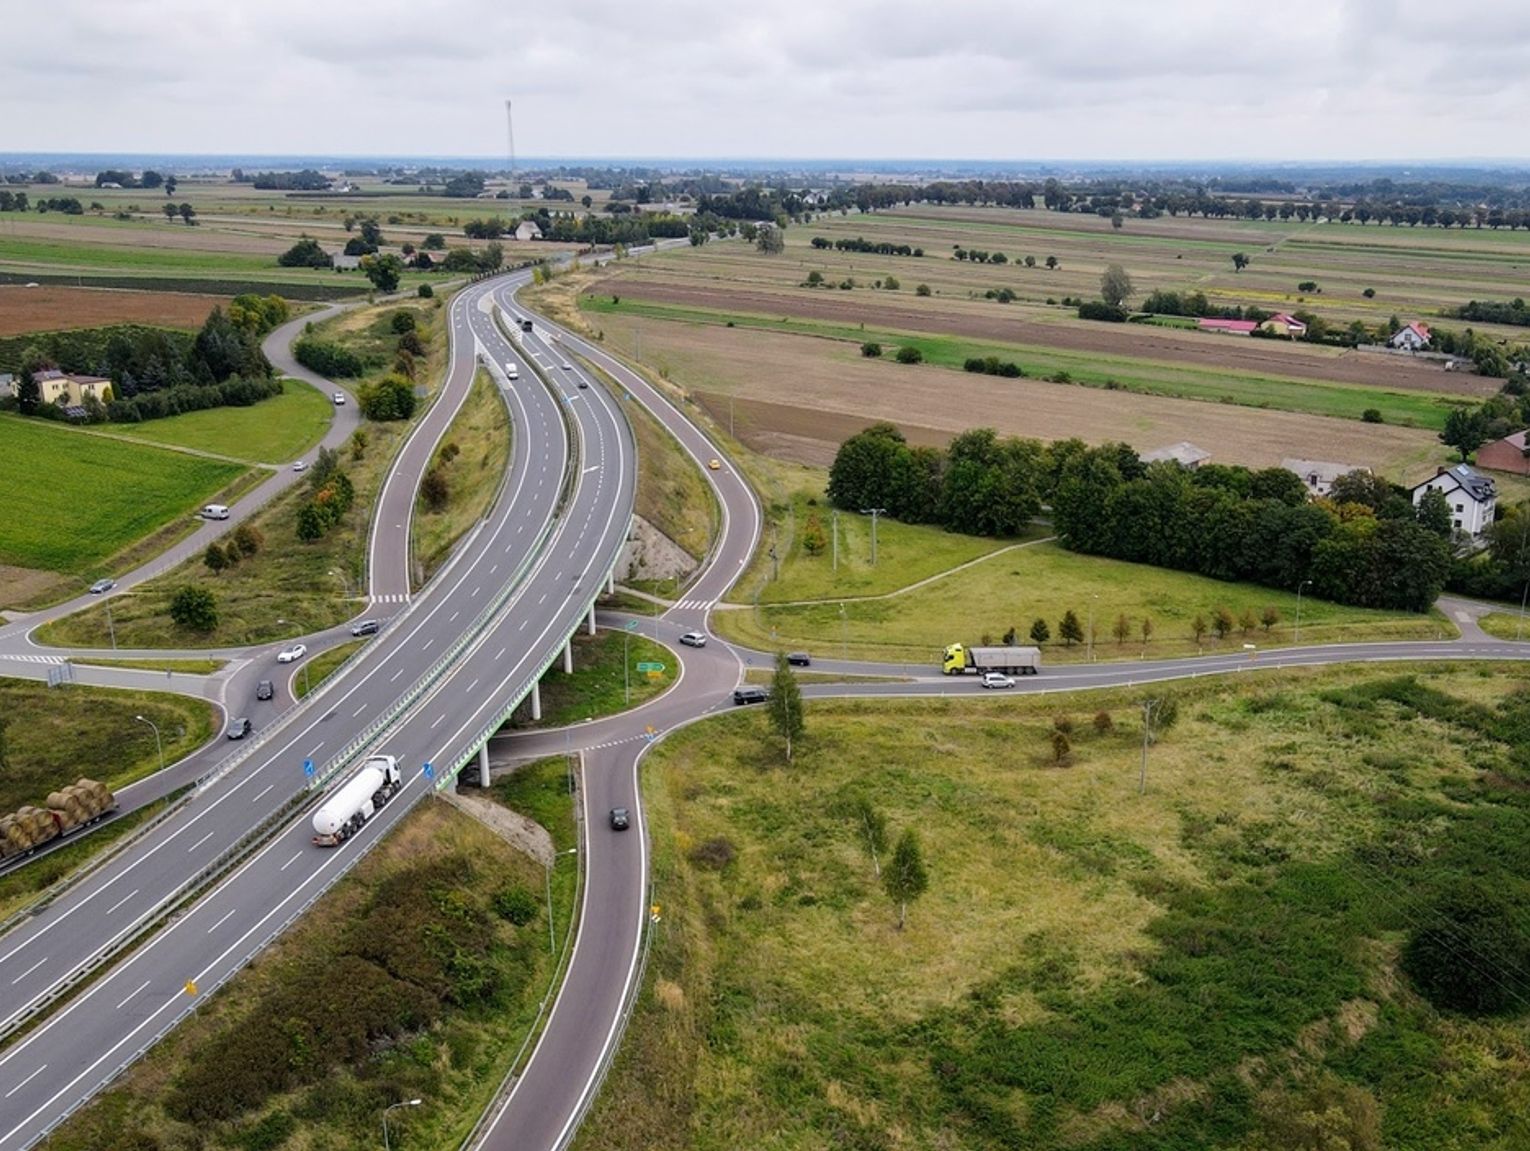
xmin=0 ymin=268 xmax=637 ymax=1149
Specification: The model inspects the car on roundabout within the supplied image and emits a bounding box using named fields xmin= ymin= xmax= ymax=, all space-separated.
xmin=276 ymin=643 xmax=307 ymax=664
xmin=679 ymin=631 xmax=707 ymax=648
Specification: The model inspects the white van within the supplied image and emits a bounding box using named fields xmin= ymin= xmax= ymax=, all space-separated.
xmin=505 ymin=362 xmax=519 ymax=380
xmin=202 ymin=504 xmax=230 ymax=520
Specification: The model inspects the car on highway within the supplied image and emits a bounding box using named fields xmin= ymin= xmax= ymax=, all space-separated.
xmin=88 ymin=578 xmax=115 ymax=594
xmin=562 ymin=361 xmax=573 ymax=370
xmin=679 ymin=631 xmax=707 ymax=648
xmin=981 ymin=671 xmax=1016 ymax=689
xmin=255 ymin=680 xmax=274 ymax=701
xmin=292 ymin=460 xmax=306 ymax=472
xmin=609 ymin=806 xmax=630 ymax=831
xmin=332 ymin=392 xmax=345 ymax=405
xmin=733 ymin=686 xmax=769 ymax=706
xmin=350 ymin=619 xmax=380 ymax=637
xmin=577 ymin=378 xmax=588 ymax=389
xmin=276 ymin=643 xmax=307 ymax=664
xmin=787 ymin=652 xmax=811 ymax=667
xmin=504 ymin=362 xmax=519 ymax=379
xmin=708 ymin=458 xmax=722 ymax=471
xmin=226 ymin=717 xmax=253 ymax=740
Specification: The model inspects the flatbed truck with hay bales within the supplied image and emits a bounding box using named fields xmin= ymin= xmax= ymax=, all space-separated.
xmin=0 ymin=779 xmax=118 ymax=861
xmin=942 ymin=642 xmax=1041 ymax=676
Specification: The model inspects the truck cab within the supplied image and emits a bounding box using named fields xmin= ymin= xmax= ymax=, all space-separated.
xmin=942 ymin=643 xmax=971 ymax=675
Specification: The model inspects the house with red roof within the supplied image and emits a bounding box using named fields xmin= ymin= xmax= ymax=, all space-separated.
xmin=1389 ymin=322 xmax=1431 ymax=351
xmin=1262 ymin=312 xmax=1308 ymax=337
xmin=1197 ymin=318 xmax=1258 ymax=336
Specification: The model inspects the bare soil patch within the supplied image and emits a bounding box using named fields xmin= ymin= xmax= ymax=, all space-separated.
xmin=4 ymin=218 xmax=290 ymax=255
xmin=0 ymin=286 xmax=229 ymax=336
xmin=604 ymin=276 xmax=1493 ymax=398
xmin=643 ymin=322 xmax=1442 ymax=481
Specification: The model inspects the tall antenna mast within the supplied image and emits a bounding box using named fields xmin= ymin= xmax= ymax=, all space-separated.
xmin=505 ymin=99 xmax=516 ymax=188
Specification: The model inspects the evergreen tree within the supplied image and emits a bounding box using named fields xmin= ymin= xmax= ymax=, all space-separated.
xmin=1059 ymin=609 xmax=1084 ymax=646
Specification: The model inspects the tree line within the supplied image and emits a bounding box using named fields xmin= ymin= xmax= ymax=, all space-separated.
xmin=828 ymin=425 xmax=1452 ymax=612
xmin=810 ymin=236 xmax=923 ymax=257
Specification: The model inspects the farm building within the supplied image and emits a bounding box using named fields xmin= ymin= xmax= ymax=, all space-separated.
xmin=1476 ymin=430 xmax=1530 ymax=476
xmin=332 ymin=254 xmax=362 ymax=271
xmin=1262 ymin=313 xmax=1308 ymax=337
xmin=1282 ymin=458 xmax=1370 ymax=498
xmin=1197 ymin=318 xmax=1259 ymax=336
xmin=1142 ymin=441 xmax=1211 ymax=469
xmin=1389 ymin=322 xmax=1432 ymax=351
xmin=1411 ymin=463 xmax=1496 ymax=537
xmin=515 ymin=220 xmax=542 ymax=242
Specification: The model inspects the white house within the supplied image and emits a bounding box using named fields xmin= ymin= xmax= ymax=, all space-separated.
xmin=332 ymin=254 xmax=362 ymax=271
xmin=1389 ymin=322 xmax=1432 ymax=351
xmin=1141 ymin=441 xmax=1211 ymax=469
xmin=1412 ymin=463 xmax=1497 ymax=537
xmin=514 ymin=220 xmax=542 ymax=242
xmin=1282 ymin=458 xmax=1370 ymax=498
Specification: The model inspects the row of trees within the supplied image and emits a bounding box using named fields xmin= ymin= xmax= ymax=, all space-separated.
xmin=296 ymin=448 xmax=355 ymax=542
xmin=809 ymin=236 xmax=923 ymax=257
xmin=828 ymin=426 xmax=1452 ymax=612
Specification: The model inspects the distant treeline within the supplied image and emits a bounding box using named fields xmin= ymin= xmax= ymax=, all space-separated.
xmin=827 ymin=424 xmax=1452 ymax=612
xmin=1456 ymin=299 xmax=1530 ymax=328
xmin=810 ymin=236 xmax=923 ymax=257
xmin=243 ymin=169 xmax=331 ymax=191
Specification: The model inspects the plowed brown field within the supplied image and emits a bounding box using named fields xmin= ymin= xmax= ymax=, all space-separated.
xmin=0 ymin=286 xmax=229 ymax=336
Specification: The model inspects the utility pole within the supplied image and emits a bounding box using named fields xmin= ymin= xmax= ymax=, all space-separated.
xmin=1293 ymin=578 xmax=1313 ymax=645
xmin=840 ymin=602 xmax=848 ymax=660
xmin=1139 ymin=700 xmax=1154 ymax=795
xmin=860 ymin=507 xmax=886 ymax=565
xmin=106 ymin=599 xmax=116 ymax=651
xmin=1087 ymin=593 xmax=1098 ymax=663
xmin=505 ymin=99 xmax=516 ymax=188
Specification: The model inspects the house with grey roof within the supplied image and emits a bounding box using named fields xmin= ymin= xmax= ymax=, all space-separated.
xmin=1412 ymin=463 xmax=1496 ymax=537
xmin=1282 ymin=458 xmax=1370 ymax=499
xmin=1141 ymin=441 xmax=1211 ymax=469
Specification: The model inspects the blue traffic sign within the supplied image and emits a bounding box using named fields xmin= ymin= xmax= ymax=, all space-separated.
xmin=303 ymin=758 xmax=315 ymax=778
xmin=423 ymin=762 xmax=435 ymax=780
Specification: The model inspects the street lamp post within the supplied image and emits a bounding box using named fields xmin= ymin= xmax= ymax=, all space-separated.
xmin=134 ymin=715 xmax=163 ymax=773
xmin=860 ymin=508 xmax=887 ymax=566
xmin=545 ymin=847 xmax=578 ymax=955
xmin=1293 ymin=578 xmax=1314 ymax=645
xmin=328 ymin=567 xmax=351 ymax=599
xmin=382 ymin=1099 xmax=422 ymax=1151
xmin=1086 ymin=593 xmax=1098 ymax=663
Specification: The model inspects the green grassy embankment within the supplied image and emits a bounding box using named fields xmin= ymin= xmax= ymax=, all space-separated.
xmin=507 ymin=631 xmax=675 ymax=729
xmin=412 ymin=368 xmax=511 ymax=584
xmin=580 ymin=663 xmax=1530 ymax=1151
xmin=292 ymin=641 xmax=367 ymax=700
xmin=109 ymin=383 xmax=334 ymax=464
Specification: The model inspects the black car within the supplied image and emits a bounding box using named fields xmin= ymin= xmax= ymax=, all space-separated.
xmin=609 ymin=806 xmax=630 ymax=831
xmin=786 ymin=652 xmax=812 ymax=667
xmin=255 ymin=679 xmax=274 ymax=701
xmin=733 ymin=686 xmax=769 ymax=706
xmin=350 ymin=618 xmax=380 ymax=637
xmin=226 ymin=717 xmax=253 ymax=740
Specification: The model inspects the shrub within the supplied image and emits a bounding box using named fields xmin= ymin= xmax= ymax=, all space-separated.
xmin=420 ymin=466 xmax=450 ymax=512
xmin=1050 ymin=730 xmax=1071 ymax=764
xmin=1362 ymin=408 xmax=1383 ymax=423
xmin=292 ymin=337 xmax=365 ymax=379
xmin=861 ymin=342 xmax=883 ymax=358
xmin=1402 ymin=880 xmax=1530 ymax=1015
xmin=357 ymin=375 xmax=417 ymax=421
xmin=1362 ymin=287 xmax=1376 ymax=298
xmin=1093 ymin=710 xmax=1114 ymax=733
xmin=169 ymin=585 xmax=217 ymax=631
xmin=390 ymin=310 xmax=417 ymax=334
xmin=418 ymin=283 xmax=434 ymax=298
xmin=203 ymin=543 xmax=228 ymax=574
xmin=894 ymin=346 xmax=923 ymax=365
xmin=883 ymin=275 xmax=900 ymax=291
xmin=1052 ymin=714 xmax=1074 ymax=735
xmin=1077 ymin=300 xmax=1129 ymax=322
xmin=689 ymin=837 xmax=736 ymax=870
xmin=492 ymin=885 xmax=540 ymax=925
xmin=232 ymin=523 xmax=263 ymax=558
xmin=915 ymin=283 xmax=931 ymax=297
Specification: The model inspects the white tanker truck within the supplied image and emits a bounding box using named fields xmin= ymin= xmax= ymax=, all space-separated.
xmin=312 ymin=754 xmax=402 ymax=847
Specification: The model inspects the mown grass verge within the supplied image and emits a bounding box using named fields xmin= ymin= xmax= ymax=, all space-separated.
xmin=69 ymin=657 xmax=226 ymax=674
xmin=41 ymin=798 xmax=566 ymax=1151
xmin=108 ymin=382 xmax=334 ymax=464
xmin=579 ymin=663 xmax=1530 ymax=1151
xmin=0 ymin=678 xmax=217 ymax=813
xmin=506 ymin=630 xmax=676 ymax=730
xmin=293 ymin=640 xmax=367 ymax=700
xmin=413 ymin=368 xmax=511 ymax=584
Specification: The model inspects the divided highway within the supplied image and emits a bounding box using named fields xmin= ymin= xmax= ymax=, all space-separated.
xmin=0 ymin=270 xmax=637 ymax=1149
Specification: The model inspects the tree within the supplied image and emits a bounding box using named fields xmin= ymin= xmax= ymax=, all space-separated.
xmin=164 ymin=175 xmax=177 ymax=197
xmin=1100 ymin=263 xmax=1133 ymax=309
xmin=1059 ymin=609 xmax=1084 ymax=646
xmin=1439 ymin=407 xmax=1487 ymax=461
xmin=162 ymin=203 xmax=177 ymax=223
xmin=422 ymin=232 xmax=447 ymax=250
xmin=1044 ymin=255 xmax=1058 ymax=270
xmin=420 ymin=466 xmax=450 ymax=511
xmin=203 ymin=543 xmax=228 ymax=574
xmin=1260 ymin=605 xmax=1280 ymax=632
xmin=277 ymin=236 xmax=332 ymax=269
xmin=852 ymin=798 xmax=888 ymax=877
xmin=232 ymin=523 xmax=263 ymax=558
xmin=169 ymin=585 xmax=218 ymax=632
xmin=860 ymin=341 xmax=882 ymax=357
xmin=1212 ymin=606 xmax=1234 ymax=639
xmin=15 ymin=369 xmax=41 ymax=416
xmin=581 ymin=194 xmax=593 ymax=209
xmin=756 ymin=225 xmax=785 ymax=254
xmin=1239 ymin=607 xmax=1258 ymax=635
xmin=418 ymin=283 xmax=434 ymax=299
xmin=1023 ymin=255 xmax=1036 ymax=268
xmin=1416 ymin=486 xmax=1453 ymax=537
xmin=358 ymin=217 xmax=383 ymax=247
xmin=767 ymin=651 xmax=805 ymax=761
xmin=883 ymin=828 xmax=928 ymax=930
xmin=1140 ymin=616 xmax=1154 ymax=647
xmin=361 ymin=254 xmax=404 ymax=293
xmin=915 ymin=283 xmax=931 ymax=297
xmin=1112 ymin=613 xmax=1131 ymax=644
xmin=894 ymin=346 xmax=923 ymax=364
xmin=1191 ymin=613 xmax=1208 ymax=644
xmin=1029 ymin=618 xmax=1050 ymax=644
xmin=178 ymin=203 xmax=196 ymax=225
xmin=883 ymin=275 xmax=900 ymax=291
xmin=1110 ymin=209 xmax=1124 ymax=230
xmin=1232 ymin=252 xmax=1250 ymax=272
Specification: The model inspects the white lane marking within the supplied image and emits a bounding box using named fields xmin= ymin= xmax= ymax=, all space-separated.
xmin=490 ymin=564 xmax=499 ymax=574
xmin=353 ymin=704 xmax=367 ymax=717
xmin=280 ymin=851 xmax=303 ymax=872
xmin=251 ymin=783 xmax=274 ymax=804
xmin=450 ymin=611 xmax=459 ymax=623
xmin=4 ymin=1064 xmax=45 ymax=1098
xmin=9 ymin=957 xmax=47 ymax=986
xmin=431 ymin=714 xmax=446 ymax=729
xmin=187 ymin=830 xmax=215 ymax=853
xmin=103 ymin=888 xmax=140 ymax=916
xmin=471 ymin=585 xmax=480 ymax=597
xmin=392 ymin=667 xmax=404 ymax=681
xmin=519 ymin=619 xmax=529 ymax=630
xmin=537 ymin=594 xmax=547 ymax=605
xmin=206 ymin=907 xmax=238 ymax=934
xmin=114 ymin=981 xmax=150 ymax=1011
xmin=583 ymin=465 xmax=599 ymax=473
xmin=494 ymin=647 xmax=506 ymax=660
xmin=466 ymin=678 xmax=479 ymax=693
xmin=423 ymin=638 xmax=434 ymax=650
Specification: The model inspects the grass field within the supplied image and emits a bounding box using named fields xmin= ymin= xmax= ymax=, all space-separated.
xmin=0 ymin=678 xmax=216 ymax=814
xmin=293 ymin=640 xmax=366 ymax=699
xmin=107 ymin=382 xmax=333 ymax=464
xmin=413 ymin=368 xmax=511 ymax=584
xmin=36 ymin=296 xmax=449 ymax=649
xmin=43 ymin=794 xmax=574 ymax=1151
xmin=714 ymin=538 xmax=1451 ymax=663
xmin=506 ymin=630 xmax=675 ymax=729
xmin=580 ymin=663 xmax=1530 ymax=1151
xmin=0 ymin=415 xmax=246 ymax=573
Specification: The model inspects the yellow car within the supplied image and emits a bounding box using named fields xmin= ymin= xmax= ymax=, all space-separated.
xmin=708 ymin=458 xmax=722 ymax=471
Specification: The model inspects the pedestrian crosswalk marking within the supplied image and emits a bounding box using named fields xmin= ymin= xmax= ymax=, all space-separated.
xmin=370 ymin=593 xmax=411 ymax=605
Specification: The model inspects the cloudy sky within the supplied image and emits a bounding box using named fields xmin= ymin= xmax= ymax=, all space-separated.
xmin=5 ymin=0 xmax=1528 ymax=162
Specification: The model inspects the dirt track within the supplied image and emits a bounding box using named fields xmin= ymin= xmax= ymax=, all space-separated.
xmin=0 ymin=286 xmax=229 ymax=336
xmin=606 ymin=277 xmax=1494 ymax=399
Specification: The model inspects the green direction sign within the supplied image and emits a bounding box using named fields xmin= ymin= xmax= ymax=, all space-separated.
xmin=635 ymin=661 xmax=665 ymax=673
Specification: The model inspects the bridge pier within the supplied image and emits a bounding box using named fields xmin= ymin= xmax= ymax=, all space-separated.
xmin=586 ymin=607 xmax=597 ymax=636
xmin=562 ymin=639 xmax=574 ymax=674
xmin=477 ymin=744 xmax=489 ymax=787
xmin=530 ymin=680 xmax=542 ymax=721
xmin=606 ymin=571 xmax=614 ymax=595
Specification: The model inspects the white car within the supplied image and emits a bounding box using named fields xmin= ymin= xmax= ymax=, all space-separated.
xmin=276 ymin=643 xmax=308 ymax=664
xmin=561 ymin=361 xmax=573 ymax=371
xmin=980 ymin=671 xmax=1015 ymax=689
xmin=332 ymin=392 xmax=346 ymax=405
xmin=679 ymin=631 xmax=707 ymax=648
xmin=504 ymin=362 xmax=519 ymax=380
xmin=292 ymin=460 xmax=307 ymax=472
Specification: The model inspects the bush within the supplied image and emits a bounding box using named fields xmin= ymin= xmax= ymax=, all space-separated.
xmin=894 ymin=346 xmax=923 ymax=365
xmin=1362 ymin=408 xmax=1383 ymax=423
xmin=357 ymin=375 xmax=417 ymax=421
xmin=292 ymin=337 xmax=365 ymax=379
xmin=169 ymin=585 xmax=218 ymax=632
xmin=492 ymin=885 xmax=539 ymax=925
xmin=860 ymin=342 xmax=882 ymax=358
xmin=232 ymin=523 xmax=263 ymax=558
xmin=1077 ymin=300 xmax=1129 ymax=322
xmin=1093 ymin=710 xmax=1114 ymax=733
xmin=420 ymin=466 xmax=450 ymax=512
xmin=390 ymin=310 xmax=417 ymax=334
xmin=1402 ymin=881 xmax=1530 ymax=1015
xmin=1362 ymin=287 xmax=1376 ymax=298
xmin=915 ymin=283 xmax=931 ymax=297
xmin=417 ymin=283 xmax=434 ymax=298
